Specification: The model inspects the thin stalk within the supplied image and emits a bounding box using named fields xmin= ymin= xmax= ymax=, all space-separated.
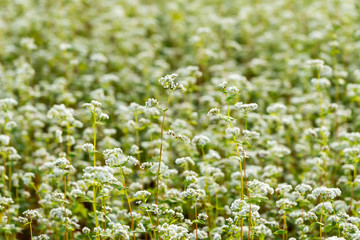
xmin=282 ymin=212 xmax=287 ymax=240
xmin=225 ymin=96 xmax=244 ymax=240
xmin=63 ymin=172 xmax=68 ymax=240
xmin=229 ymin=217 xmax=240 ymax=239
xmin=155 ymin=92 xmax=171 ymax=227
xmin=92 ymin=114 xmax=100 ymax=240
xmin=146 ymin=211 xmax=155 ymax=240
xmin=93 ymin=186 xmax=100 ymax=240
xmin=121 ymin=168 xmax=135 ymax=240
xmin=194 ymin=200 xmax=198 ymax=240
xmin=349 ymin=159 xmax=357 ymax=214
xmin=30 ymin=221 xmax=33 ymax=240
xmin=102 ymin=186 xmax=107 ymax=230
xmin=320 ymin=199 xmax=324 ymax=240
xmin=8 ymin=157 xmax=11 ymax=192
xmin=201 ymin=147 xmax=212 ymax=239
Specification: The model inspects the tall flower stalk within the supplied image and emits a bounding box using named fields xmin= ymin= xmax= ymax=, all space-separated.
xmin=83 ymin=100 xmax=109 ymax=240
xmin=145 ymin=73 xmax=186 ymax=229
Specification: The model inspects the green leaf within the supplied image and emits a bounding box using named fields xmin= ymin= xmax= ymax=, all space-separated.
xmin=274 ymin=229 xmax=287 ymax=235
xmin=311 ymin=222 xmax=325 ymax=227
xmin=225 ymin=94 xmax=237 ymax=102
xmin=111 ymin=183 xmax=125 ymax=191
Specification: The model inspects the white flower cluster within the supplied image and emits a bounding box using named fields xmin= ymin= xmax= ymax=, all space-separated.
xmin=159 ymin=74 xmax=186 ymax=92
xmin=311 ymin=187 xmax=341 ymax=199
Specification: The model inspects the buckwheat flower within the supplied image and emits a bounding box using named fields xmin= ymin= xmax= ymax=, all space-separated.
xmin=70 ymin=189 xmax=85 ymax=198
xmin=99 ymin=113 xmax=109 ymax=120
xmin=90 ymin=53 xmax=107 ymax=63
xmin=253 ymin=224 xmax=272 ymax=237
xmin=276 ymin=198 xmax=297 ymax=208
xmin=267 ymin=103 xmax=287 ymax=114
xmin=312 ymin=187 xmax=341 ymax=199
xmin=178 ymin=84 xmax=187 ymax=92
xmin=217 ymin=81 xmax=228 ymax=92
xmin=82 ymin=226 xmax=91 ymax=234
xmin=0 ymin=98 xmax=18 ymax=109
xmin=235 ymin=103 xmax=258 ymax=113
xmin=52 ymin=192 xmax=65 ymax=202
xmin=83 ymin=103 xmax=95 ymax=112
xmin=20 ymin=37 xmax=37 ymax=50
xmin=175 ymin=157 xmax=195 ymax=166
xmin=295 ymin=184 xmax=312 ymax=194
xmin=311 ymin=78 xmax=331 ymax=87
xmin=109 ymin=222 xmax=130 ymax=239
xmin=307 ymin=59 xmax=324 ymax=69
xmin=59 ymin=42 xmax=72 ymax=51
xmin=181 ymin=188 xmax=206 ymax=200
xmin=270 ymin=145 xmax=291 ymax=157
xmin=159 ymin=73 xmax=183 ymax=91
xmin=134 ymin=190 xmax=151 ymax=200
xmin=198 ymin=213 xmax=208 ymax=220
xmin=228 ymin=86 xmax=239 ymax=94
xmin=167 ymin=130 xmax=176 ymax=138
xmin=127 ymin=156 xmax=139 ymax=166
xmin=207 ymin=107 xmax=220 ymax=116
xmin=54 ymin=157 xmax=70 ymax=169
xmin=176 ymin=134 xmax=190 ymax=144
xmin=83 ymin=166 xmax=120 ymax=185
xmin=103 ymin=148 xmax=123 ymax=158
xmin=158 ymin=223 xmax=189 ymax=239
xmin=242 ymin=130 xmax=260 ymax=139
xmin=341 ymin=132 xmax=360 ymax=142
xmin=23 ymin=209 xmax=42 ymax=220
xmin=0 ymin=135 xmax=10 ymax=145
xmin=230 ymin=199 xmax=246 ymax=211
xmin=226 ymin=127 xmax=240 ymax=137
xmin=340 ymin=222 xmax=359 ymax=234
xmin=34 ymin=234 xmax=50 ymax=240
xmin=100 ymin=74 xmax=119 ymax=83
xmin=22 ymin=172 xmax=35 ymax=186
xmin=192 ymin=135 xmax=211 ymax=147
xmin=326 ymin=237 xmax=345 ymax=240
xmin=145 ymin=98 xmax=159 ymax=108
xmin=5 ymin=121 xmax=17 ymax=130
xmin=276 ymin=183 xmax=293 ymax=194
xmin=184 ymin=170 xmax=198 ymax=182
xmin=310 ymin=201 xmax=333 ymax=213
xmin=82 ymin=143 xmax=94 ymax=152
xmin=347 ymin=84 xmax=360 ymax=98
xmin=0 ymin=196 xmax=14 ymax=210
xmin=343 ymin=147 xmax=360 ymax=158
xmin=55 ymin=129 xmax=63 ymax=143
xmin=91 ymin=100 xmax=101 ymax=107
xmin=248 ymin=179 xmax=274 ymax=197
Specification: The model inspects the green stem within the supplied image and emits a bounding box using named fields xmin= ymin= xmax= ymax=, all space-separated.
xmin=30 ymin=221 xmax=33 ymax=240
xmin=155 ymin=92 xmax=171 ymax=228
xmin=121 ymin=168 xmax=135 ymax=240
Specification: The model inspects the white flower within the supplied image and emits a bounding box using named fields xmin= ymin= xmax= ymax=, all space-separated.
xmin=192 ymin=135 xmax=211 ymax=147
xmin=23 ymin=209 xmax=42 ymax=219
xmin=235 ymin=102 xmax=258 ymax=112
xmin=0 ymin=135 xmax=10 ymax=145
xmin=175 ymin=157 xmax=194 ymax=166
xmin=134 ymin=190 xmax=151 ymax=200
xmin=82 ymin=143 xmax=95 ymax=152
xmin=311 ymin=78 xmax=331 ymax=87
xmin=145 ymin=98 xmax=159 ymax=108
xmin=267 ymin=103 xmax=287 ymax=114
xmin=312 ymin=187 xmax=341 ymax=199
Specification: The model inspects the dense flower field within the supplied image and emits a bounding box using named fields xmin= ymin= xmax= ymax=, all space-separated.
xmin=2 ymin=0 xmax=360 ymax=239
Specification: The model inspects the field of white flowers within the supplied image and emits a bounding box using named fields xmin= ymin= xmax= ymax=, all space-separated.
xmin=2 ymin=0 xmax=360 ymax=239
